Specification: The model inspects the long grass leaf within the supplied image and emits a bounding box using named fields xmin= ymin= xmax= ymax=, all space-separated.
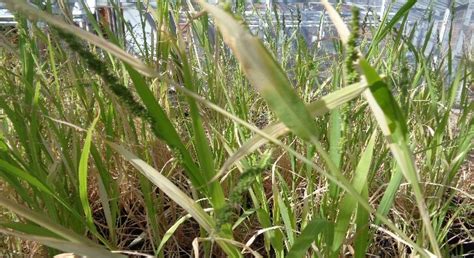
xmin=124 ymin=64 xmax=204 ymax=187
xmin=198 ymin=1 xmax=317 ymax=142
xmin=220 ymin=81 xmax=368 ymax=176
xmin=0 ymin=229 xmax=125 ymax=258
xmin=1 ymin=0 xmax=157 ymax=77
xmin=332 ymin=132 xmax=376 ymax=254
xmin=0 ymin=196 xmax=96 ymax=246
xmin=107 ymin=142 xmax=242 ymax=257
xmin=78 ymin=113 xmax=100 ymax=231
xmin=359 ymin=59 xmax=440 ymax=256
xmin=321 ymin=2 xmax=440 ymax=255
xmin=287 ymin=218 xmax=333 ymax=257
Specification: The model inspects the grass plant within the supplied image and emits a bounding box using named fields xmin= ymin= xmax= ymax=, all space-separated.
xmin=0 ymin=0 xmax=472 ymax=257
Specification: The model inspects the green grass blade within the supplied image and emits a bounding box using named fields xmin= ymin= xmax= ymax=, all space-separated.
xmin=124 ymin=64 xmax=204 ymax=187
xmin=1 ymin=222 xmax=60 ymax=238
xmin=108 ymin=142 xmax=212 ymax=230
xmin=287 ymin=218 xmax=333 ymax=258
xmin=375 ymin=166 xmax=404 ymax=225
xmin=107 ymin=142 xmax=242 ymax=257
xmin=198 ymin=1 xmax=318 ymax=142
xmin=173 ymin=49 xmax=228 ymax=214
xmin=78 ymin=113 xmax=100 ymax=231
xmin=0 ymin=159 xmax=85 ymax=224
xmin=367 ymin=0 xmax=416 ymax=57
xmin=1 ymin=0 xmax=157 ymax=77
xmin=321 ymin=2 xmax=441 ymax=255
xmin=358 ymin=59 xmax=441 ymax=256
xmin=354 ymin=184 xmax=370 ymax=258
xmin=219 ymin=81 xmax=368 ymax=176
xmin=0 ymin=196 xmax=96 ymax=246
xmin=332 ymin=132 xmax=376 ymax=254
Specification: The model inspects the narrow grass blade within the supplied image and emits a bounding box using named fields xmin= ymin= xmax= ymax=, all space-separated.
xmin=0 ymin=229 xmax=125 ymax=258
xmin=359 ymin=59 xmax=441 ymax=256
xmin=375 ymin=166 xmax=404 ymax=224
xmin=0 ymin=196 xmax=96 ymax=246
xmin=220 ymin=81 xmax=368 ymax=175
xmin=354 ymin=185 xmax=370 ymax=258
xmin=107 ymin=142 xmax=242 ymax=257
xmin=125 ymin=65 xmax=204 ymax=187
xmin=78 ymin=113 xmax=100 ymax=231
xmin=1 ymin=0 xmax=157 ymax=77
xmin=321 ymin=2 xmax=441 ymax=255
xmin=156 ymin=208 xmax=212 ymax=254
xmin=0 ymin=159 xmax=84 ymax=223
xmin=287 ymin=218 xmax=333 ymax=258
xmin=1 ymin=222 xmax=60 ymax=238
xmin=332 ymin=132 xmax=376 ymax=254
xmin=108 ymin=142 xmax=212 ymax=230
xmin=367 ymin=0 xmax=416 ymax=57
xmin=198 ymin=1 xmax=318 ymax=142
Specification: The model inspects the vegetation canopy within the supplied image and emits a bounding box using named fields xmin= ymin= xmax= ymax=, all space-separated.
xmin=0 ymin=0 xmax=472 ymax=257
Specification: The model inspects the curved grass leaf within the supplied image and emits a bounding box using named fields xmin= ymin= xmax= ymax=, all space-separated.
xmin=0 ymin=229 xmax=125 ymax=258
xmin=125 ymin=64 xmax=204 ymax=187
xmin=156 ymin=208 xmax=212 ymax=254
xmin=0 ymin=196 xmax=97 ymax=246
xmin=192 ymin=6 xmax=427 ymax=256
xmin=219 ymin=81 xmax=368 ymax=177
xmin=367 ymin=0 xmax=417 ymax=57
xmin=358 ymin=59 xmax=440 ymax=257
xmin=1 ymin=0 xmax=157 ymax=77
xmin=321 ymin=1 xmax=441 ymax=255
xmin=0 ymin=159 xmax=86 ymax=225
xmin=107 ymin=142 xmax=242 ymax=257
xmin=198 ymin=1 xmax=317 ymax=142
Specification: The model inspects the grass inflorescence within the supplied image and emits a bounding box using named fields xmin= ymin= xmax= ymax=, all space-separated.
xmin=345 ymin=7 xmax=360 ymax=84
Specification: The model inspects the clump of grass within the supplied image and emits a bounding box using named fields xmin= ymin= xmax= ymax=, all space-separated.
xmin=0 ymin=0 xmax=472 ymax=257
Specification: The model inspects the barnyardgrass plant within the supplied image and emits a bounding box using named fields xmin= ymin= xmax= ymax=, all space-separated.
xmin=0 ymin=0 xmax=472 ymax=257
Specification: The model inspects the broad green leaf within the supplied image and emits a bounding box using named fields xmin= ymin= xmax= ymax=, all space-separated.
xmin=287 ymin=218 xmax=333 ymax=258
